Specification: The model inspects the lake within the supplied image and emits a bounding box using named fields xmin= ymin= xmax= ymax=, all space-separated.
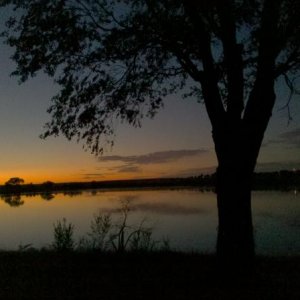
xmin=0 ymin=188 xmax=299 ymax=255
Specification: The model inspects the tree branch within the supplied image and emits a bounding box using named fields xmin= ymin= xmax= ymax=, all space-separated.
xmin=244 ymin=0 xmax=282 ymax=125
xmin=279 ymin=74 xmax=300 ymax=124
xmin=73 ymin=0 xmax=112 ymax=32
xmin=274 ymin=49 xmax=300 ymax=78
xmin=182 ymin=0 xmax=226 ymax=128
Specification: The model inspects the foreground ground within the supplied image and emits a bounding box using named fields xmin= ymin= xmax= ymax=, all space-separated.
xmin=0 ymin=251 xmax=298 ymax=299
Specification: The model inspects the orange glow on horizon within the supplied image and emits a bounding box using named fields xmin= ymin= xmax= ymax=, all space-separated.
xmin=0 ymin=170 xmax=168 ymax=185
xmin=0 ymin=149 xmax=217 ymax=185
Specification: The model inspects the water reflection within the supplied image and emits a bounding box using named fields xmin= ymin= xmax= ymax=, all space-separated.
xmin=0 ymin=189 xmax=297 ymax=255
xmin=63 ymin=191 xmax=83 ymax=197
xmin=93 ymin=197 xmax=207 ymax=216
xmin=129 ymin=202 xmax=208 ymax=215
xmin=0 ymin=192 xmax=57 ymax=206
xmin=0 ymin=194 xmax=24 ymax=207
xmin=286 ymin=218 xmax=300 ymax=228
xmin=252 ymin=191 xmax=299 ymax=255
xmin=40 ymin=193 xmax=55 ymax=201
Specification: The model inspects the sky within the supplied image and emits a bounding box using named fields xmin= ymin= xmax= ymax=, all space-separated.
xmin=0 ymin=11 xmax=299 ymax=184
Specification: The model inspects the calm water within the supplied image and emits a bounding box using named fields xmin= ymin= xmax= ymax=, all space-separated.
xmin=0 ymin=189 xmax=299 ymax=255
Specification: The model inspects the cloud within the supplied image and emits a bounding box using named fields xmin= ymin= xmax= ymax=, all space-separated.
xmin=117 ymin=165 xmax=141 ymax=173
xmin=173 ymin=166 xmax=216 ymax=177
xmin=81 ymin=173 xmax=105 ymax=179
xmin=266 ymin=127 xmax=300 ymax=148
xmin=112 ymin=165 xmax=142 ymax=173
xmin=255 ymin=160 xmax=300 ymax=172
xmin=99 ymin=149 xmax=208 ymax=165
xmin=279 ymin=128 xmax=300 ymax=140
xmin=279 ymin=128 xmax=300 ymax=148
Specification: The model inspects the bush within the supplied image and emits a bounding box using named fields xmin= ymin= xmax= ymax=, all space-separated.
xmin=129 ymin=225 xmax=157 ymax=252
xmin=52 ymin=218 xmax=75 ymax=251
xmin=54 ymin=200 xmax=171 ymax=253
xmin=109 ymin=200 xmax=158 ymax=253
xmin=85 ymin=212 xmax=113 ymax=251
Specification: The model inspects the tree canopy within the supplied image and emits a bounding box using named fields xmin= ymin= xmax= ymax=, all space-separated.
xmin=1 ymin=0 xmax=299 ymax=154
xmin=5 ymin=177 xmax=24 ymax=186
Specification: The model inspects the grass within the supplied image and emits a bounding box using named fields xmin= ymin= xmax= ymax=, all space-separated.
xmin=0 ymin=250 xmax=298 ymax=299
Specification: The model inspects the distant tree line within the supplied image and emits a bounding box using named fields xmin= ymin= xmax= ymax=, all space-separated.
xmin=192 ymin=170 xmax=300 ymax=190
xmin=253 ymin=170 xmax=300 ymax=190
xmin=0 ymin=170 xmax=299 ymax=197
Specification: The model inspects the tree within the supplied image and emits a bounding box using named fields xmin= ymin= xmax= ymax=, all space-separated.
xmin=1 ymin=0 xmax=299 ymax=268
xmin=5 ymin=177 xmax=25 ymax=186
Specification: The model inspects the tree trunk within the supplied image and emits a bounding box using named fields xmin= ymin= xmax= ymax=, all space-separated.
xmin=216 ymin=162 xmax=255 ymax=270
xmin=213 ymin=125 xmax=261 ymax=273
